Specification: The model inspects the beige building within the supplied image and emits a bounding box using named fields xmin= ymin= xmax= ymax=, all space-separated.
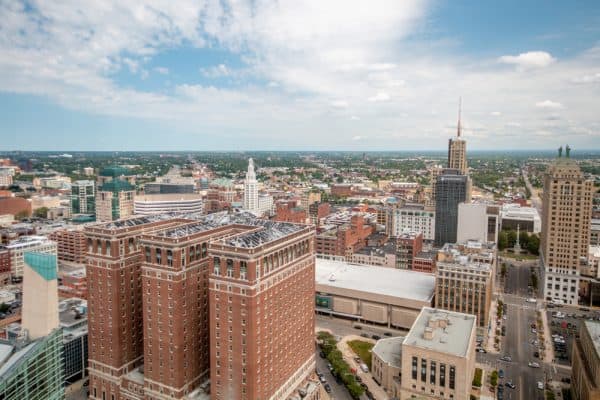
xmin=435 ymin=241 xmax=496 ymax=328
xmin=315 ymin=258 xmax=435 ymax=329
xmin=372 ymin=336 xmax=403 ymax=394
xmin=572 ymin=320 xmax=600 ymax=400
xmin=401 ymin=308 xmax=476 ymax=400
xmin=95 ymin=180 xmax=135 ymax=222
xmin=540 ymin=155 xmax=594 ymax=305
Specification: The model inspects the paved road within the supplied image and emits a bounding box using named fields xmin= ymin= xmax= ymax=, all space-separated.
xmin=315 ymin=348 xmax=354 ymax=400
xmin=522 ymin=169 xmax=542 ymax=214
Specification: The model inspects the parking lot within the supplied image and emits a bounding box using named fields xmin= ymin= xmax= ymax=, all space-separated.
xmin=546 ymin=306 xmax=600 ymax=366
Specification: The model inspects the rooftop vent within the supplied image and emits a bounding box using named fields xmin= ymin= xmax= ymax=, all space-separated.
xmin=423 ymin=327 xmax=434 ymax=340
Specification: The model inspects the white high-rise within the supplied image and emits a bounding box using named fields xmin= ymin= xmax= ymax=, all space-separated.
xmin=243 ymin=158 xmax=259 ymax=212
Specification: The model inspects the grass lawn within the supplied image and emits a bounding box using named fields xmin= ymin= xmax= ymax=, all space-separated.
xmin=348 ymin=340 xmax=374 ymax=369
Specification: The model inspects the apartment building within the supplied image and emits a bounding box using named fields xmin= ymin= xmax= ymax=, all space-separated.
xmin=6 ymin=235 xmax=57 ymax=279
xmin=572 ymin=320 xmax=600 ymax=400
xmin=48 ymin=229 xmax=87 ymax=264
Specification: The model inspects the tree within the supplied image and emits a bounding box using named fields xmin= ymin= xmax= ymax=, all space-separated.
xmin=490 ymin=370 xmax=499 ymax=387
xmin=14 ymin=210 xmax=29 ymax=220
xmin=519 ymin=231 xmax=530 ymax=249
xmin=498 ymin=231 xmax=508 ymax=251
xmin=501 ymin=263 xmax=507 ymax=278
xmin=527 ymin=234 xmax=540 ymax=255
xmin=0 ymin=303 xmax=10 ymax=313
xmin=507 ymin=230 xmax=517 ymax=248
xmin=33 ymin=207 xmax=49 ymax=219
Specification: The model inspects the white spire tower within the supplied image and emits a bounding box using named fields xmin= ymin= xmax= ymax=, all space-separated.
xmin=243 ymin=158 xmax=259 ymax=212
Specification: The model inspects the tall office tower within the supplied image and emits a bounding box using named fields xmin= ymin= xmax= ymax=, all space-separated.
xmin=0 ymin=252 xmax=64 ymax=400
xmin=243 ymin=158 xmax=259 ymax=213
xmin=22 ymin=252 xmax=60 ymax=339
xmin=209 ymin=222 xmax=316 ymax=400
xmin=434 ymin=170 xmax=469 ymax=247
xmin=138 ymin=221 xmax=231 ymax=399
xmin=85 ymin=216 xmax=181 ymax=400
xmin=71 ymin=180 xmax=96 ymax=215
xmin=448 ymin=101 xmax=467 ymax=175
xmin=540 ymin=149 xmax=593 ymax=305
xmin=96 ymin=179 xmax=136 ymax=222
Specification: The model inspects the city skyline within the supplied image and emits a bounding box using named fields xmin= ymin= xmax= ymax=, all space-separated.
xmin=1 ymin=1 xmax=600 ymax=151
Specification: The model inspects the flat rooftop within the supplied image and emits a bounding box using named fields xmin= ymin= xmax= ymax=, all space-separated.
xmin=373 ymin=336 xmax=404 ymax=367
xmin=222 ymin=220 xmax=304 ymax=248
xmin=404 ymin=307 xmax=475 ymax=358
xmin=315 ymin=258 xmax=435 ymax=303
xmin=583 ymin=320 xmax=600 ymax=358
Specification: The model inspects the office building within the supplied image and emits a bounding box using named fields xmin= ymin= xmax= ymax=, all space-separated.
xmin=48 ymin=228 xmax=87 ymax=264
xmin=95 ymin=179 xmax=136 ymax=222
xmin=0 ymin=197 xmax=31 ymax=218
xmin=434 ymin=170 xmax=470 ymax=247
xmin=86 ymin=212 xmax=316 ymax=400
xmin=0 ymin=251 xmax=64 ymax=400
xmin=6 ymin=236 xmax=57 ymax=279
xmin=60 ymin=298 xmax=89 ymax=383
xmin=144 ymin=182 xmax=195 ymax=194
xmin=448 ymin=103 xmax=467 ymax=175
xmin=400 ymin=308 xmax=476 ymax=400
xmin=308 ymin=202 xmax=331 ymax=226
xmin=372 ymin=336 xmax=404 ymax=394
xmin=134 ymin=193 xmax=204 ymax=215
xmin=97 ymin=166 xmax=136 ymax=186
xmin=209 ymin=220 xmax=315 ymax=400
xmin=572 ymin=320 xmax=600 ymax=400
xmin=387 ymin=204 xmax=436 ymax=241
xmin=435 ymin=243 xmax=494 ymax=328
xmin=457 ymin=202 xmax=500 ymax=244
xmin=315 ymin=258 xmax=435 ymax=329
xmin=243 ymin=158 xmax=259 ymax=213
xmin=396 ymin=231 xmax=424 ymax=270
xmin=316 ymin=215 xmax=373 ymax=257
xmin=540 ymin=152 xmax=593 ymax=305
xmin=0 ymin=171 xmax=12 ymax=187
xmin=0 ymin=246 xmax=10 ymax=285
xmin=71 ymin=180 xmax=95 ymax=215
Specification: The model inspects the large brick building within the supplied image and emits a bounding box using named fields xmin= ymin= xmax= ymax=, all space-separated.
xmin=85 ymin=212 xmax=316 ymax=400
xmin=316 ymin=215 xmax=373 ymax=257
xmin=48 ymin=229 xmax=87 ymax=264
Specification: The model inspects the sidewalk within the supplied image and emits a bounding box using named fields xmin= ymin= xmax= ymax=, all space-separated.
xmin=539 ymin=307 xmax=555 ymax=364
xmin=337 ymin=335 xmax=389 ymax=400
xmin=486 ymin=299 xmax=501 ymax=354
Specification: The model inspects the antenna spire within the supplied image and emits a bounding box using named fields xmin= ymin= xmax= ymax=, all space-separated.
xmin=457 ymin=97 xmax=462 ymax=138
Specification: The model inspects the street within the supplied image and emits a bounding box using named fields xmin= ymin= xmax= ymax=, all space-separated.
xmin=315 ymin=348 xmax=354 ymax=400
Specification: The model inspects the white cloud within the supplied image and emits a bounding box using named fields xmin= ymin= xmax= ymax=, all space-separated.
xmin=331 ymin=100 xmax=348 ymax=108
xmin=154 ymin=67 xmax=169 ymax=75
xmin=201 ymin=64 xmax=230 ymax=78
xmin=352 ymin=135 xmax=364 ymax=141
xmin=368 ymin=92 xmax=391 ymax=102
xmin=0 ymin=1 xmax=599 ymax=149
xmin=536 ymin=100 xmax=564 ymax=109
xmin=505 ymin=122 xmax=521 ymax=127
xmin=571 ymin=72 xmax=600 ymax=84
xmin=498 ymin=51 xmax=556 ymax=69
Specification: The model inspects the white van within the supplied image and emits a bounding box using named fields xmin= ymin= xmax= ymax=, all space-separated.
xmin=526 ymin=298 xmax=537 ymax=303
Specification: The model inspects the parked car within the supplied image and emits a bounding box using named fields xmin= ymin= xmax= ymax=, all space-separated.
xmin=537 ymin=381 xmax=544 ymax=390
xmin=499 ymin=355 xmax=512 ymax=362
xmin=477 ymin=348 xmax=487 ymax=353
xmin=384 ymin=332 xmax=392 ymax=337
xmin=528 ymin=362 xmax=541 ymax=368
xmin=319 ymin=351 xmax=325 ymax=358
xmin=505 ymin=382 xmax=516 ymax=389
xmin=319 ymin=375 xmax=327 ymax=383
xmin=360 ymin=333 xmax=369 ymax=338
xmin=534 ymin=351 xmax=540 ymax=358
xmin=371 ymin=334 xmax=381 ymax=340
xmin=324 ymin=383 xmax=332 ymax=393
xmin=526 ymin=298 xmax=537 ymax=303
xmin=499 ymin=369 xmax=504 ymax=379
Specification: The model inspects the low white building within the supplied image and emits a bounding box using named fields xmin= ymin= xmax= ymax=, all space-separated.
xmin=500 ymin=203 xmax=541 ymax=233
xmin=6 ymin=236 xmax=57 ymax=278
xmin=134 ymin=194 xmax=204 ymax=215
xmin=387 ymin=204 xmax=435 ymax=241
xmin=457 ymin=202 xmax=500 ymax=244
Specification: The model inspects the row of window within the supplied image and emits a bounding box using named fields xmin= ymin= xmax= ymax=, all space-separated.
xmin=411 ymin=357 xmax=455 ymax=390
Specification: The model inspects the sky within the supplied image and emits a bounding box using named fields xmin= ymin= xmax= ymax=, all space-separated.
xmin=0 ymin=1 xmax=599 ymax=151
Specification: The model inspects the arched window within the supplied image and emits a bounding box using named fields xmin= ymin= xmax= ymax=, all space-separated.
xmin=128 ymin=238 xmax=135 ymax=253
xmin=226 ymin=259 xmax=234 ymax=278
xmin=105 ymin=240 xmax=111 ymax=256
xmin=201 ymin=243 xmax=208 ymax=258
xmin=240 ymin=261 xmax=247 ymax=280
xmin=195 ymin=245 xmax=201 ymax=258
xmin=156 ymin=248 xmax=162 ymax=264
xmin=145 ymin=247 xmax=151 ymax=263
xmin=87 ymin=238 xmax=93 ymax=253
xmin=189 ymin=246 xmax=196 ymax=262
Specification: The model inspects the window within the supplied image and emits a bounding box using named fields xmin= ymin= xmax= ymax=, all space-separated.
xmin=201 ymin=243 xmax=208 ymax=258
xmin=421 ymin=359 xmax=427 ymax=382
xmin=145 ymin=247 xmax=151 ymax=262
xmin=430 ymin=361 xmax=436 ymax=384
xmin=156 ymin=248 xmax=162 ymax=264
xmin=214 ymin=258 xmax=221 ymax=275
xmin=449 ymin=366 xmax=455 ymax=390
xmin=128 ymin=238 xmax=135 ymax=252
xmin=105 ymin=241 xmax=111 ymax=256
xmin=167 ymin=249 xmax=173 ymax=266
xmin=240 ymin=261 xmax=247 ymax=280
xmin=227 ymin=259 xmax=234 ymax=278
xmin=412 ymin=357 xmax=417 ymax=380
xmin=440 ymin=364 xmax=446 ymax=387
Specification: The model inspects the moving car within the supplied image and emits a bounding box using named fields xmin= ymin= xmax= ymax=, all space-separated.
xmin=505 ymin=382 xmax=516 ymax=389
xmin=528 ymin=362 xmax=541 ymax=368
xmin=499 ymin=369 xmax=504 ymax=379
xmin=537 ymin=381 xmax=544 ymax=390
xmin=526 ymin=298 xmax=537 ymax=303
